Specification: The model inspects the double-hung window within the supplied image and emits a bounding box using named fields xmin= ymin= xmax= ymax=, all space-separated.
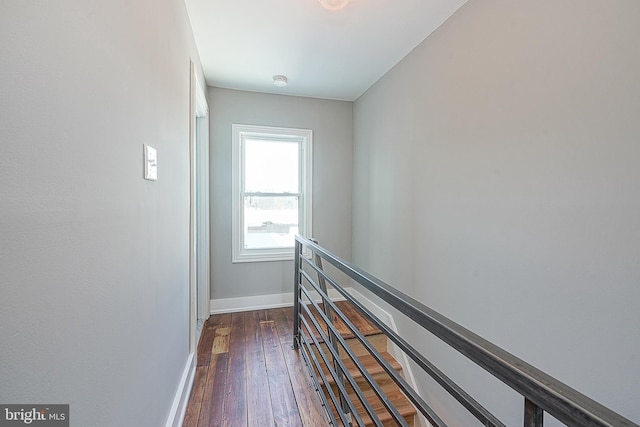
xmin=232 ymin=124 xmax=312 ymax=262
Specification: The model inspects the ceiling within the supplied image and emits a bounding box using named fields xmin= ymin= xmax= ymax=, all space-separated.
xmin=184 ymin=0 xmax=468 ymax=101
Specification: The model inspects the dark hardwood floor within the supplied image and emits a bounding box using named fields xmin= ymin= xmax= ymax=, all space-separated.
xmin=183 ymin=306 xmax=330 ymax=427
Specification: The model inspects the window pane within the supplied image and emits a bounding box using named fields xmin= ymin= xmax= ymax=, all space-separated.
xmin=244 ymin=196 xmax=298 ymax=249
xmin=244 ymin=139 xmax=299 ymax=193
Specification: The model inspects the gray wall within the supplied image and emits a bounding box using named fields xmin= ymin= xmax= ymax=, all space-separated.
xmin=209 ymin=88 xmax=353 ymax=299
xmin=353 ymin=0 xmax=640 ymax=424
xmin=0 ymin=1 xmax=204 ymax=426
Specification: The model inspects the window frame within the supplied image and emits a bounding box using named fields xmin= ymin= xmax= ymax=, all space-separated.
xmin=231 ymin=124 xmax=313 ymax=263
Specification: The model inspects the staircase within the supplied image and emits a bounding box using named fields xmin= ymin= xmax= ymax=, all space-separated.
xmin=304 ymin=301 xmax=417 ymax=426
xmin=295 ymin=236 xmax=640 ymax=427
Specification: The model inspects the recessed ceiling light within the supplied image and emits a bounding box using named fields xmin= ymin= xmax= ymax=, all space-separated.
xmin=318 ymin=0 xmax=350 ymax=11
xmin=273 ymin=75 xmax=288 ymax=87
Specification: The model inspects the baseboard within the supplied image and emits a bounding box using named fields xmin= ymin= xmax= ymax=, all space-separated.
xmin=347 ymin=288 xmax=431 ymax=427
xmin=210 ymin=287 xmax=351 ymax=314
xmin=164 ymin=352 xmax=195 ymax=427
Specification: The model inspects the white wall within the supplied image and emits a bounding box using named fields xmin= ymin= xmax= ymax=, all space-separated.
xmin=0 ymin=1 xmax=204 ymax=426
xmin=209 ymin=88 xmax=353 ymax=300
xmin=353 ymin=0 xmax=640 ymax=425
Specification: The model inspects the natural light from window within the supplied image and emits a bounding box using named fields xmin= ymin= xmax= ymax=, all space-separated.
xmin=243 ymin=139 xmax=299 ymax=250
xmin=232 ymin=124 xmax=312 ymax=263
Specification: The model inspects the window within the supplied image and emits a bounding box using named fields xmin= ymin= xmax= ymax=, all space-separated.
xmin=232 ymin=124 xmax=312 ymax=262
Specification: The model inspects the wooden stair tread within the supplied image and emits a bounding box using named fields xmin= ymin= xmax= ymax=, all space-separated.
xmin=318 ymin=352 xmax=402 ymax=386
xmin=330 ymin=381 xmax=416 ymax=426
xmin=311 ymin=332 xmax=388 ymax=360
xmin=304 ymin=300 xmax=382 ymax=343
xmin=305 ymin=300 xmax=416 ymax=425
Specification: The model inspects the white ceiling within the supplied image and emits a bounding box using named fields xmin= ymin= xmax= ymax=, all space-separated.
xmin=184 ymin=0 xmax=468 ymax=101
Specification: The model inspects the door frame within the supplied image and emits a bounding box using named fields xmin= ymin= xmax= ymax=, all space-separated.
xmin=189 ymin=61 xmax=209 ymax=354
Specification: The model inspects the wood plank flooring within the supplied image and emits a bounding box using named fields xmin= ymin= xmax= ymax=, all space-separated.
xmin=183 ymin=306 xmax=330 ymax=427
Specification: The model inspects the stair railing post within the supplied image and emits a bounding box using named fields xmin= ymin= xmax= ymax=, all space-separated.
xmin=293 ymin=238 xmax=301 ymax=350
xmin=310 ymin=238 xmax=352 ymax=425
xmin=524 ymin=398 xmax=543 ymax=427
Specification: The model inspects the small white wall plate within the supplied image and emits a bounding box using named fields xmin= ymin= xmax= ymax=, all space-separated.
xmin=144 ymin=144 xmax=158 ymax=181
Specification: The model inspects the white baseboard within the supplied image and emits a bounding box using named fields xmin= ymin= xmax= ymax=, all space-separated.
xmin=209 ymin=287 xmax=351 ymax=314
xmin=164 ymin=352 xmax=195 ymax=427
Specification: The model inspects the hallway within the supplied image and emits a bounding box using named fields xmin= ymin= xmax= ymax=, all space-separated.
xmin=183 ymin=307 xmax=328 ymax=426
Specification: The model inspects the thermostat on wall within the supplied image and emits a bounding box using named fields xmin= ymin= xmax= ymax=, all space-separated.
xmin=144 ymin=144 xmax=158 ymax=181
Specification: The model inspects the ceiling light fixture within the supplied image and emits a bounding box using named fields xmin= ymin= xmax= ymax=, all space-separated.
xmin=318 ymin=0 xmax=350 ymax=11
xmin=273 ymin=75 xmax=288 ymax=87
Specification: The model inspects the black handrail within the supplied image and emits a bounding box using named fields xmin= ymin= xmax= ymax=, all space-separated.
xmin=293 ymin=235 xmax=638 ymax=427
xmin=302 ymin=251 xmax=487 ymax=427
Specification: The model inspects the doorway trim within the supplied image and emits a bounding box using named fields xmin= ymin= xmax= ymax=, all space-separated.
xmin=189 ymin=61 xmax=209 ymax=354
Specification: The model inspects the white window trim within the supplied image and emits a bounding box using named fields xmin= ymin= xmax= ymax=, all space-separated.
xmin=232 ymin=124 xmax=313 ymax=263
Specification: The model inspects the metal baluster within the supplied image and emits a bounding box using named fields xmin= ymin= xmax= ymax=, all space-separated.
xmin=524 ymin=398 xmax=543 ymax=427
xmin=293 ymin=239 xmax=301 ymax=350
xmin=311 ymin=238 xmax=352 ymax=425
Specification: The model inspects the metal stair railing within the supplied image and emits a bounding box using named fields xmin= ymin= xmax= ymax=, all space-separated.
xmin=310 ymin=238 xmax=353 ymax=424
xmin=292 ymin=235 xmax=639 ymax=427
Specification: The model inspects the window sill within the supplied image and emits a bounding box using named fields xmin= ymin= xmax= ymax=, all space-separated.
xmin=232 ymin=250 xmax=295 ymax=263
